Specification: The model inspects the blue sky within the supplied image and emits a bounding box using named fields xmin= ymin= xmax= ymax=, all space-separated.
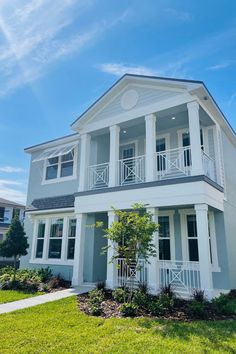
xmin=0 ymin=0 xmax=235 ymax=203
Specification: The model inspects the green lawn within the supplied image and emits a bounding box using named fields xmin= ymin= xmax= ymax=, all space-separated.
xmin=0 ymin=296 xmax=235 ymax=353
xmin=0 ymin=290 xmax=42 ymax=304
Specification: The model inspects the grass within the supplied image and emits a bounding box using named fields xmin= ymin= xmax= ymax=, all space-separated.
xmin=0 ymin=296 xmax=235 ymax=353
xmin=0 ymin=290 xmax=43 ymax=304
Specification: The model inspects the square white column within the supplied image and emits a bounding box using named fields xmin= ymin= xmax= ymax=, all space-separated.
xmin=187 ymin=102 xmax=203 ymax=175
xmin=106 ymin=210 xmax=118 ymax=289
xmin=79 ymin=133 xmax=91 ymax=192
xmin=109 ymin=125 xmax=120 ymax=187
xmin=146 ymin=207 xmax=159 ymax=294
xmin=195 ymin=204 xmax=213 ymax=298
xmin=145 ymin=114 xmax=156 ymax=182
xmin=72 ymin=213 xmax=87 ymax=286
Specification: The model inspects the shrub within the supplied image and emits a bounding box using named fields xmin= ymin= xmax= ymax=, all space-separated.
xmin=228 ymin=289 xmax=236 ymax=299
xmin=112 ymin=288 xmax=127 ymax=303
xmin=212 ymin=293 xmax=236 ymax=315
xmin=138 ymin=282 xmax=149 ymax=294
xmin=160 ymin=284 xmax=175 ymax=299
xmin=36 ymin=267 xmax=53 ymax=283
xmin=148 ymin=293 xmax=174 ymax=316
xmin=90 ymin=304 xmax=102 ymax=316
xmin=47 ymin=275 xmax=68 ymax=290
xmin=96 ymin=281 xmax=106 ymax=291
xmin=187 ymin=300 xmax=206 ymax=319
xmin=192 ymin=289 xmax=206 ymax=303
xmin=133 ymin=289 xmax=151 ymax=310
xmin=120 ymin=302 xmax=138 ymax=317
xmin=88 ymin=289 xmax=104 ymax=316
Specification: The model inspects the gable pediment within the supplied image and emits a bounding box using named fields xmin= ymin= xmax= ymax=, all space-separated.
xmin=72 ymin=75 xmax=201 ymax=130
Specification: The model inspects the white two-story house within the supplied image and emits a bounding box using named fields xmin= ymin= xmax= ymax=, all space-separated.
xmin=21 ymin=74 xmax=236 ymax=298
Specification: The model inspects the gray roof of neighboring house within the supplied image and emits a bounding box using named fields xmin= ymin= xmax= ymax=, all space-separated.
xmin=0 ymin=198 xmax=25 ymax=208
xmin=28 ymin=194 xmax=75 ymax=211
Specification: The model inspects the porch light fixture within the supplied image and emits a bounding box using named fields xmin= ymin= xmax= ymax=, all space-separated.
xmin=123 ymin=130 xmax=127 ymax=134
xmin=172 ymin=116 xmax=176 ymax=120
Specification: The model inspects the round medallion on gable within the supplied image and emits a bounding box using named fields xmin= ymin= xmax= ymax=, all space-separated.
xmin=121 ymin=89 xmax=139 ymax=110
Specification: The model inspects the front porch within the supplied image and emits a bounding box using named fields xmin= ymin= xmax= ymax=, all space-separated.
xmin=72 ymin=204 xmax=222 ymax=299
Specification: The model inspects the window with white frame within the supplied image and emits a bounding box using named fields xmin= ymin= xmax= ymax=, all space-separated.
xmin=48 ymin=218 xmax=63 ymax=259
xmin=186 ymin=214 xmax=199 ymax=261
xmin=159 ymin=216 xmax=171 ymax=260
xmin=45 ymin=150 xmax=74 ymax=181
xmin=0 ymin=207 xmax=5 ymax=222
xmin=67 ymin=218 xmax=76 ymax=260
xmin=35 ymin=220 xmax=46 ymax=258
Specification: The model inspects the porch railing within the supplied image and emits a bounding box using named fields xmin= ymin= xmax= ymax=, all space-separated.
xmin=118 ymin=155 xmax=145 ymax=186
xmin=159 ymin=260 xmax=200 ymax=294
xmin=115 ymin=258 xmax=148 ymax=288
xmin=155 ymin=146 xmax=192 ymax=180
xmin=88 ymin=162 xmax=109 ymax=190
xmin=202 ymin=150 xmax=217 ymax=182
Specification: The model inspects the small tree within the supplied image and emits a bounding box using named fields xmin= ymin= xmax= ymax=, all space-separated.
xmin=0 ymin=216 xmax=28 ymax=279
xmin=104 ymin=203 xmax=159 ymax=296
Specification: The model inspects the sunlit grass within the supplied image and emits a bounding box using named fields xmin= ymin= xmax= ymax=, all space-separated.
xmin=0 ymin=296 xmax=235 ymax=353
xmin=0 ymin=290 xmax=43 ymax=304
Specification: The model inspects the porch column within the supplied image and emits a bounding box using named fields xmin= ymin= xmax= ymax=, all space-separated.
xmin=145 ymin=113 xmax=156 ymax=182
xmin=147 ymin=207 xmax=159 ymax=294
xmin=72 ymin=213 xmax=87 ymax=286
xmin=195 ymin=204 xmax=213 ymax=297
xmin=187 ymin=102 xmax=203 ymax=175
xmin=106 ymin=210 xmax=118 ymax=289
xmin=78 ymin=133 xmax=91 ymax=192
xmin=109 ymin=125 xmax=120 ymax=187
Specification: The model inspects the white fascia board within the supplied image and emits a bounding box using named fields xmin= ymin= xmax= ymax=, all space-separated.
xmin=26 ymin=207 xmax=75 ymax=215
xmin=79 ymin=92 xmax=193 ymax=134
xmin=74 ymin=181 xmax=224 ymax=214
xmin=25 ymin=134 xmax=79 ymax=154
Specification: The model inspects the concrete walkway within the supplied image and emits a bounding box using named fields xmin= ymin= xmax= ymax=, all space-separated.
xmin=0 ymin=285 xmax=94 ymax=315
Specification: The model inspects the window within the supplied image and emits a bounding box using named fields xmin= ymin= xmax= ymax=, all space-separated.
xmin=45 ymin=150 xmax=75 ymax=181
xmin=48 ymin=218 xmax=63 ymax=259
xmin=159 ymin=216 xmax=171 ymax=260
xmin=187 ymin=215 xmax=199 ymax=261
xmin=0 ymin=233 xmax=4 ymax=242
xmin=0 ymin=207 xmax=5 ymax=222
xmin=67 ymin=218 xmax=76 ymax=260
xmin=156 ymin=138 xmax=166 ymax=171
xmin=35 ymin=220 xmax=46 ymax=258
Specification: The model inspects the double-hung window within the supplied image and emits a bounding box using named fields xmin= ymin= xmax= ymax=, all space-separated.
xmin=187 ymin=214 xmax=199 ymax=261
xmin=48 ymin=218 xmax=63 ymax=259
xmin=0 ymin=207 xmax=5 ymax=222
xmin=67 ymin=218 xmax=76 ymax=260
xmin=35 ymin=220 xmax=46 ymax=258
xmin=45 ymin=150 xmax=74 ymax=181
xmin=159 ymin=216 xmax=171 ymax=260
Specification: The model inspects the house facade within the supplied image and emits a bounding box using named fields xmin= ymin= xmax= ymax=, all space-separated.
xmin=21 ymin=74 xmax=236 ymax=298
xmin=0 ymin=197 xmax=25 ymax=263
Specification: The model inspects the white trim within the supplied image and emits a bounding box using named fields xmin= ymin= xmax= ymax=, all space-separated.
xmin=29 ymin=259 xmax=74 ymax=266
xmin=179 ymin=208 xmax=220 ymax=272
xmin=26 ymin=208 xmax=74 ymax=215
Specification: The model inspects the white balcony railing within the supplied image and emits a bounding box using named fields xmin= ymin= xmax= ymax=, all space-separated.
xmin=88 ymin=162 xmax=109 ymax=190
xmin=118 ymin=155 xmax=145 ymax=186
xmin=156 ymin=146 xmax=192 ymax=180
xmin=159 ymin=260 xmax=200 ymax=294
xmin=115 ymin=258 xmax=148 ymax=288
xmin=202 ymin=150 xmax=217 ymax=182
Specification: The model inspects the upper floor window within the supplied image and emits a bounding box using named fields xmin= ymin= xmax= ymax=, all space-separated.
xmin=0 ymin=207 xmax=5 ymax=222
xmin=45 ymin=150 xmax=74 ymax=181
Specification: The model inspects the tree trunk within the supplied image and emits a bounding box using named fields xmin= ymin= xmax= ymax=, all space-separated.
xmin=13 ymin=255 xmax=17 ymax=282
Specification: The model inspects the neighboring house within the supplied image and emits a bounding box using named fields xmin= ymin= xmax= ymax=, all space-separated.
xmin=0 ymin=197 xmax=25 ymax=264
xmin=21 ymin=74 xmax=236 ymax=298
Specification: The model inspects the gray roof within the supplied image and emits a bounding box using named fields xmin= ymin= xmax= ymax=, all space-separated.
xmin=28 ymin=194 xmax=75 ymax=211
xmin=0 ymin=198 xmax=25 ymax=208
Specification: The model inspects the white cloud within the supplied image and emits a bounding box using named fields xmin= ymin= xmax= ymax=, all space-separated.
xmin=99 ymin=63 xmax=158 ymax=77
xmin=0 ymin=179 xmax=26 ymax=204
xmin=99 ymin=59 xmax=189 ymax=79
xmin=0 ymin=166 xmax=25 ymax=173
xmin=227 ymin=92 xmax=236 ymax=106
xmin=208 ymin=60 xmax=236 ymax=71
xmin=0 ymin=0 xmax=129 ymax=96
xmin=165 ymin=8 xmax=192 ymax=22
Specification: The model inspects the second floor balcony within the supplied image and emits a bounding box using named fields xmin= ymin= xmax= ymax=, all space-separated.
xmin=87 ymin=145 xmax=217 ymax=190
xmin=77 ymin=100 xmax=224 ymax=193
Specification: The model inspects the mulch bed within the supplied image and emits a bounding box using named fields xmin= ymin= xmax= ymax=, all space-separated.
xmin=77 ymin=291 xmax=236 ymax=321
